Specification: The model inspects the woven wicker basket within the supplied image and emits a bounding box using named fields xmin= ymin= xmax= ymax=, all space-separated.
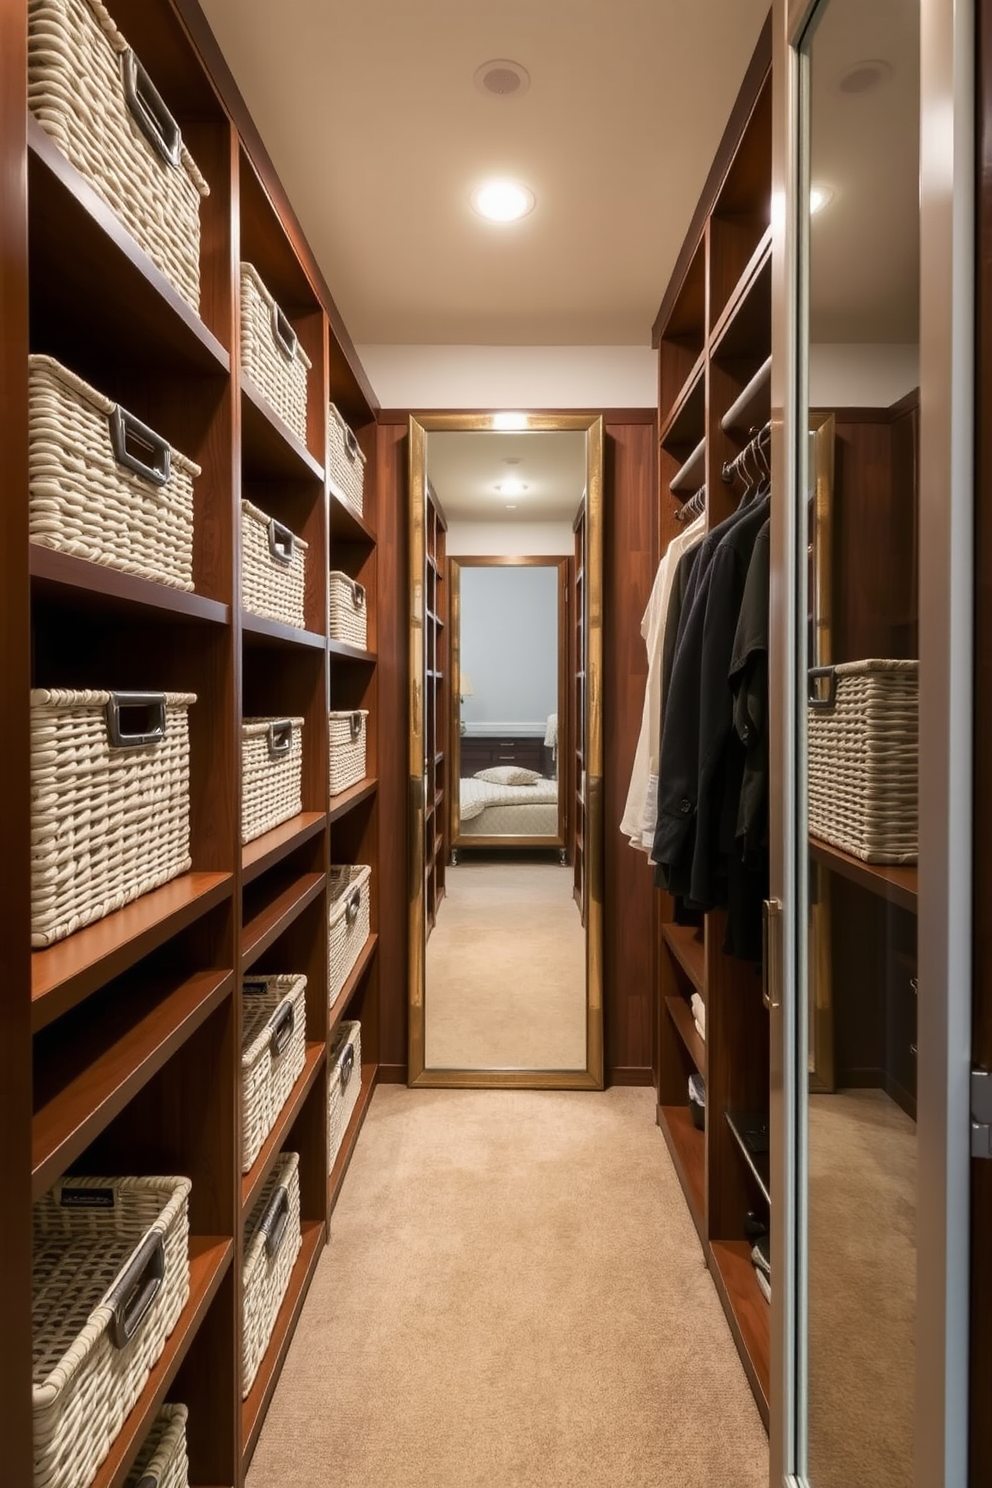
xmin=241 ymin=717 xmax=304 ymax=845
xmin=31 ymin=689 xmax=195 ymax=948
xmin=242 ymin=1151 xmax=302 ymax=1397
xmin=242 ymin=501 xmax=307 ymax=629
xmin=33 ymin=1175 xmax=191 ymax=1488
xmin=328 ymin=865 xmax=371 ymax=1006
xmin=328 ymin=710 xmax=368 ymax=796
xmin=240 ymin=264 xmax=312 ymax=444
xmin=28 ymin=0 xmax=209 ymax=311
xmin=241 ymin=974 xmax=307 ymax=1173
xmin=328 ymin=1020 xmax=362 ymax=1171
xmin=328 ymin=571 xmax=368 ymax=650
xmin=29 ymin=355 xmax=200 ymax=591
xmin=808 ymin=659 xmax=919 ymax=863
xmin=124 ymin=1404 xmax=189 ymax=1488
xmin=327 ymin=404 xmax=366 ymax=517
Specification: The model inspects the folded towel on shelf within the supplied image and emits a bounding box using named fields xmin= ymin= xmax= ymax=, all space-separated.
xmin=690 ymin=992 xmax=706 ymax=1036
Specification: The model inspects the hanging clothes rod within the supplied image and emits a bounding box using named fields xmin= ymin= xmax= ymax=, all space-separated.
xmin=721 ymin=420 xmax=771 ymax=484
xmin=675 ymin=483 xmax=706 ymax=523
xmin=720 ymin=356 xmax=772 ymax=436
xmin=669 ymin=435 xmax=706 ymax=496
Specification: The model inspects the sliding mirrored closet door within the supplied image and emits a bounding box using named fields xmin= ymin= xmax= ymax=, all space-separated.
xmin=772 ymin=0 xmax=973 ymax=1481
xmin=407 ymin=414 xmax=604 ymax=1089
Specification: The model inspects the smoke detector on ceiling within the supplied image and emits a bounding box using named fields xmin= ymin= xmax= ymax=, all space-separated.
xmin=474 ymin=59 xmax=531 ymax=98
xmin=835 ymin=58 xmax=893 ymax=96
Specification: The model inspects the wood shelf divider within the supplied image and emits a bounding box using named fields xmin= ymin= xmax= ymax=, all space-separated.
xmin=327 ymin=777 xmax=378 ymax=823
xmin=328 ymin=638 xmax=377 ymax=663
xmin=809 ymin=837 xmax=918 ymax=912
xmin=241 ymin=611 xmax=326 ymax=651
xmin=242 ymin=812 xmax=326 ymax=884
xmin=30 ymin=546 xmax=230 ymax=626
xmin=724 ymin=1109 xmax=771 ymax=1206
xmin=241 ymin=874 xmax=325 ymax=967
xmin=241 ymin=376 xmax=324 ymax=482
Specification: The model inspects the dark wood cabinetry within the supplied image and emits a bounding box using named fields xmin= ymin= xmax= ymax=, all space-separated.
xmin=460 ymin=735 xmax=548 ymax=776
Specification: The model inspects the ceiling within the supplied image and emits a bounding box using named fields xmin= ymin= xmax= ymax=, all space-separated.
xmin=427 ymin=431 xmax=587 ymax=523
xmin=197 ymin=0 xmax=770 ymax=346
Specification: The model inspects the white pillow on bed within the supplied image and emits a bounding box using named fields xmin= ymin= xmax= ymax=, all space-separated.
xmin=474 ymin=765 xmax=542 ymax=786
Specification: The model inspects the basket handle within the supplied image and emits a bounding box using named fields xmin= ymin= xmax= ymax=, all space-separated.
xmin=107 ymin=405 xmax=172 ymax=487
xmin=120 ymin=49 xmax=183 ymax=168
xmin=808 ymin=665 xmax=838 ymax=710
xmin=340 ymin=1044 xmax=355 ymax=1090
xmin=345 ymin=887 xmax=362 ymax=926
xmin=268 ymin=1000 xmax=295 ymax=1058
xmin=349 ymin=711 xmax=364 ymax=742
xmin=260 ymin=1184 xmax=290 ymax=1258
xmin=352 ymin=581 xmax=366 ymax=610
xmin=270 ymin=302 xmax=299 ymax=362
xmin=267 ymin=517 xmax=296 ymax=566
xmin=267 ymin=720 xmax=294 ymax=758
xmin=105 ymin=692 xmax=167 ymax=749
xmin=106 ymin=1230 xmax=165 ymax=1349
xmin=343 ymin=427 xmax=359 ymax=462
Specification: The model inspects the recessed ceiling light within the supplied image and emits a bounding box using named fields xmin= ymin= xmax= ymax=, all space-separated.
xmin=835 ymin=58 xmax=893 ymax=95
xmin=496 ymin=479 xmax=528 ymax=496
xmin=505 ymin=504 xmax=518 ymax=510
xmin=472 ymin=180 xmax=535 ymax=223
xmin=492 ymin=412 xmax=530 ymax=430
xmin=474 ymin=59 xmax=531 ymax=98
xmin=810 ymin=185 xmax=834 ymax=215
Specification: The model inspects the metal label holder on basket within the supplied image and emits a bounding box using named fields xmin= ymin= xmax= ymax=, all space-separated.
xmin=108 ymin=405 xmax=172 ymax=486
xmin=120 ymin=48 xmax=182 ymax=168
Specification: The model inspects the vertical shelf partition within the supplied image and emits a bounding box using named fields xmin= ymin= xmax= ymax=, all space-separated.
xmin=1 ymin=2 xmax=384 ymax=1484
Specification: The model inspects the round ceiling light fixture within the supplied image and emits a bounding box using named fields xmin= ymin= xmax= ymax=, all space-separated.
xmin=472 ymin=179 xmax=535 ymax=223
xmin=474 ymin=59 xmax=531 ymax=98
xmin=835 ymin=58 xmax=893 ymax=95
xmin=496 ymin=478 xmax=528 ymax=496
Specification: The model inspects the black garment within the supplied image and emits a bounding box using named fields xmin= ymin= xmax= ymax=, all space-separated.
xmin=729 ymin=516 xmax=770 ymax=863
xmin=660 ymin=542 xmax=702 ymax=710
xmin=653 ymin=493 xmax=770 ymax=919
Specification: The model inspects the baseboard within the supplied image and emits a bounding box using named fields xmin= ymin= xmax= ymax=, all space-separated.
xmin=376 ymin=1063 xmax=408 ymax=1084
xmin=608 ymin=1066 xmax=653 ymax=1087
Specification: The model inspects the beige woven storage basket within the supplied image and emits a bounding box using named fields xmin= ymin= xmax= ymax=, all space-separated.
xmin=240 ymin=264 xmax=312 ymax=444
xmin=328 ymin=571 xmax=368 ymax=650
xmin=28 ymin=0 xmax=209 ymax=311
xmin=328 ymin=710 xmax=369 ymax=796
xmin=31 ymin=689 xmax=195 ymax=948
xmin=242 ymin=501 xmax=308 ymax=629
xmin=328 ymin=1020 xmax=362 ymax=1171
xmin=327 ymin=403 xmax=366 ymax=517
xmin=124 ymin=1404 xmax=189 ymax=1488
xmin=32 ymin=1175 xmax=191 ymax=1488
xmin=242 ymin=1151 xmax=302 ymax=1396
xmin=808 ymin=659 xmax=919 ymax=864
xmin=29 ymin=355 xmax=200 ymax=591
xmin=241 ymin=717 xmax=304 ymax=845
xmin=328 ymin=865 xmax=371 ymax=1006
xmin=241 ymin=974 xmax=307 ymax=1174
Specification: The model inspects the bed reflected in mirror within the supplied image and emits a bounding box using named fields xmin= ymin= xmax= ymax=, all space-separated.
xmin=407 ymin=415 xmax=604 ymax=1087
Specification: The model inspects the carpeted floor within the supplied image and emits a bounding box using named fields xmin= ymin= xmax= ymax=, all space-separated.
xmin=807 ymin=1088 xmax=916 ymax=1488
xmin=425 ymin=860 xmax=586 ymax=1070
xmin=246 ymin=1085 xmax=769 ymax=1488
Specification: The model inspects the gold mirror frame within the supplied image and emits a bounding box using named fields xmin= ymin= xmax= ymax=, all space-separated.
xmin=407 ymin=412 xmax=604 ymax=1089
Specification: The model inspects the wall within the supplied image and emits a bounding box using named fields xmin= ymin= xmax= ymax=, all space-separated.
xmin=447 ymin=520 xmax=574 ymax=557
xmin=810 ymin=342 xmax=919 ymax=406
xmin=359 ymin=345 xmax=657 ymax=410
xmin=459 ymin=566 xmax=558 ymax=735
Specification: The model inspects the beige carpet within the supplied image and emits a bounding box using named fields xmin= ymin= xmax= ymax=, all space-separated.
xmin=807 ymin=1089 xmax=916 ymax=1488
xmin=247 ymin=1086 xmax=768 ymax=1488
xmin=425 ymin=860 xmax=586 ymax=1070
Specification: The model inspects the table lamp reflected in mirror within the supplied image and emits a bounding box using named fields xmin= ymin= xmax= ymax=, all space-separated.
xmin=458 ymin=674 xmax=474 ymax=735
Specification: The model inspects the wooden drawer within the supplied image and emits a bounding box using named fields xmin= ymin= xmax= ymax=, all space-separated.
xmin=460 ymin=736 xmax=546 ymax=774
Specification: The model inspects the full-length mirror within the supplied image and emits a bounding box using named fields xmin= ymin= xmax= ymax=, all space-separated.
xmin=794 ymin=0 xmax=920 ymax=1482
xmin=408 ymin=415 xmax=604 ymax=1087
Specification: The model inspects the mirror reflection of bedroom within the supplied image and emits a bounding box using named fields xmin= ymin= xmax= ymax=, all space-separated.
xmin=423 ymin=430 xmax=586 ymax=1072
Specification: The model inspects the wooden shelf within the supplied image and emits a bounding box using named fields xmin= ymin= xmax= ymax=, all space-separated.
xmin=242 ymin=1042 xmax=326 ymax=1216
xmin=242 ymin=611 xmax=326 ymax=650
xmin=665 ymin=996 xmax=706 ymax=1075
xmin=328 ymin=777 xmax=378 ymax=822
xmin=30 ymin=546 xmax=230 ymax=626
xmin=242 ymin=873 xmax=325 ymax=967
xmin=243 ymin=812 xmax=326 ymax=884
xmin=809 ymin=838 xmax=918 ymax=913
xmin=328 ymin=1065 xmax=377 ymax=1214
xmin=90 ymin=1236 xmax=234 ymax=1488
xmin=242 ymin=1220 xmax=325 ymax=1465
xmin=657 ymin=1104 xmax=706 ymax=1248
xmin=725 ymin=1110 xmax=770 ymax=1206
xmin=33 ymin=968 xmax=233 ymax=1200
xmin=32 ymin=873 xmax=233 ymax=1032
xmin=241 ymin=376 xmax=324 ymax=482
xmin=328 ymin=637 xmax=377 ymax=663
xmin=659 ymin=351 xmax=706 ymax=449
xmin=661 ymin=922 xmax=705 ymax=994
xmin=709 ymin=1240 xmax=770 ymax=1429
xmin=27 ymin=118 xmax=230 ymax=376
xmin=710 ymin=229 xmax=773 ymax=362
xmin=329 ymin=489 xmax=375 ymax=543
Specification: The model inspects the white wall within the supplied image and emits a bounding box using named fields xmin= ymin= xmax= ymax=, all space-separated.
xmin=447 ymin=520 xmax=574 ymax=557
xmin=810 ymin=343 xmax=919 ymax=407
xmin=459 ymin=566 xmax=558 ymax=737
xmin=356 ymin=344 xmax=657 ymax=409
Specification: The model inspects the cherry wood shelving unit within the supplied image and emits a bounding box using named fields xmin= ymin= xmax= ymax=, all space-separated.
xmin=424 ymin=486 xmax=448 ymax=937
xmin=652 ymin=25 xmax=773 ymax=1427
xmin=1 ymin=3 xmax=385 ymax=1483
xmin=572 ymin=501 xmax=587 ymax=921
